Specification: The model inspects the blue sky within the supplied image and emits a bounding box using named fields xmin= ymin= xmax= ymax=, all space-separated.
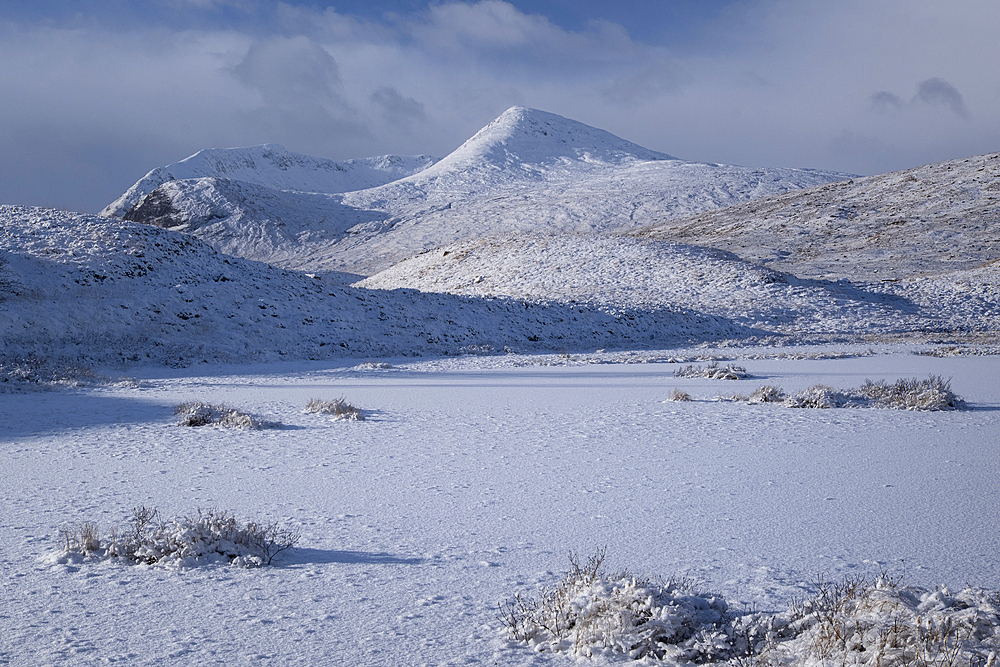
xmin=2 ymin=1 xmax=998 ymax=212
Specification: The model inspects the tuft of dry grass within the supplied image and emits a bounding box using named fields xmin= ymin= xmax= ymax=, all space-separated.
xmin=748 ymin=385 xmax=786 ymax=404
xmin=499 ymin=549 xmax=736 ymax=662
xmin=305 ymin=397 xmax=365 ymax=421
xmin=668 ymin=388 xmax=692 ymax=402
xmin=174 ymin=402 xmax=279 ymax=429
xmin=674 ymin=361 xmax=751 ymax=380
xmin=736 ymin=376 xmax=966 ymax=411
xmin=58 ymin=506 xmax=300 ymax=568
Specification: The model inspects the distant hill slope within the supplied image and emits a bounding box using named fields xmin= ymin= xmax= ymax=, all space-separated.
xmin=103 ymin=107 xmax=850 ymax=275
xmin=356 ymin=233 xmax=1000 ymax=344
xmin=636 ymin=152 xmax=1000 ymax=281
xmin=0 ymin=206 xmax=755 ymax=369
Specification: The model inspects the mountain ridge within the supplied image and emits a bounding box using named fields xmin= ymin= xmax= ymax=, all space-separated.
xmin=101 ymin=144 xmax=438 ymax=220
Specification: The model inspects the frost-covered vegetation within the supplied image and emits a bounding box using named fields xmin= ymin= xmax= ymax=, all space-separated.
xmin=739 ymin=376 xmax=968 ymax=411
xmin=305 ymin=397 xmax=365 ymax=420
xmin=54 ymin=507 xmax=300 ymax=568
xmin=174 ymin=402 xmax=280 ymax=428
xmin=674 ymin=361 xmax=752 ymax=380
xmin=501 ymin=553 xmax=1000 ymax=665
xmin=499 ymin=550 xmax=739 ymax=663
xmin=0 ymin=356 xmax=139 ymax=392
xmin=668 ymin=388 xmax=693 ymax=402
xmin=758 ymin=574 xmax=1000 ymax=666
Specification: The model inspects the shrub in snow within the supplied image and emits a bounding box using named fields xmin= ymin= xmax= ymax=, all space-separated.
xmin=771 ymin=376 xmax=967 ymax=411
xmin=747 ymin=385 xmax=786 ymax=404
xmin=857 ymin=375 xmax=967 ymax=411
xmin=499 ymin=549 xmax=738 ymax=663
xmin=305 ymin=397 xmax=365 ymax=420
xmin=55 ymin=506 xmax=299 ymax=568
xmin=1 ymin=356 xmax=140 ymax=392
xmin=356 ymin=362 xmax=393 ymax=370
xmin=174 ymin=402 xmax=279 ymax=428
xmin=784 ymin=384 xmax=853 ymax=409
xmin=673 ymin=361 xmax=751 ymax=380
xmin=758 ymin=573 xmax=1000 ymax=666
xmin=668 ymin=388 xmax=693 ymax=402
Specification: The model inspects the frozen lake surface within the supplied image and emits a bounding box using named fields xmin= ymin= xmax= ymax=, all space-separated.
xmin=2 ymin=349 xmax=999 ymax=665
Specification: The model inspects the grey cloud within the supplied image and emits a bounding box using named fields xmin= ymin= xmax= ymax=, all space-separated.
xmin=913 ymin=77 xmax=968 ymax=117
xmin=602 ymin=62 xmax=687 ymax=105
xmin=870 ymin=91 xmax=904 ymax=113
xmin=234 ymin=36 xmax=345 ymax=106
xmin=370 ymin=87 xmax=427 ymax=129
xmin=231 ymin=35 xmax=372 ymax=152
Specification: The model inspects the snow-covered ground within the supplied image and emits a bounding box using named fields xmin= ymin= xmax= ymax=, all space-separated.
xmin=2 ymin=350 xmax=999 ymax=665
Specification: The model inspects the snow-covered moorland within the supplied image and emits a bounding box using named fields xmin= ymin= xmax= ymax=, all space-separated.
xmin=2 ymin=103 xmax=999 ymax=665
xmin=2 ymin=351 xmax=1000 ymax=665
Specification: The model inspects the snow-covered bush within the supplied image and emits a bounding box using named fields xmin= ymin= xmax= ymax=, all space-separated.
xmin=174 ymin=402 xmax=279 ymax=428
xmin=857 ymin=375 xmax=967 ymax=411
xmin=784 ymin=384 xmax=853 ymax=409
xmin=668 ymin=388 xmax=693 ymax=402
xmin=759 ymin=574 xmax=1000 ymax=666
xmin=305 ymin=397 xmax=365 ymax=420
xmin=747 ymin=385 xmax=786 ymax=404
xmin=1 ymin=356 xmax=140 ymax=392
xmin=775 ymin=376 xmax=966 ymax=411
xmin=674 ymin=361 xmax=751 ymax=380
xmin=55 ymin=507 xmax=299 ymax=568
xmin=499 ymin=550 xmax=738 ymax=663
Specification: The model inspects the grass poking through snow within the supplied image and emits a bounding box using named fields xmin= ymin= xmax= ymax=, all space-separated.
xmin=174 ymin=402 xmax=280 ymax=429
xmin=305 ymin=397 xmax=365 ymax=420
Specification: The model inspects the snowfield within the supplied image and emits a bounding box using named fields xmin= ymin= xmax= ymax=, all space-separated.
xmin=2 ymin=351 xmax=1000 ymax=665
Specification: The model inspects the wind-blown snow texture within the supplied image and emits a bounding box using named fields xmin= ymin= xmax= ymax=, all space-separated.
xmin=104 ymin=107 xmax=851 ymax=274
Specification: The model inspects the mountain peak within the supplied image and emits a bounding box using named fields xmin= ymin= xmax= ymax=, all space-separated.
xmin=421 ymin=107 xmax=675 ymax=176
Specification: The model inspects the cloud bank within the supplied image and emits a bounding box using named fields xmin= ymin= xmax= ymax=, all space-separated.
xmin=2 ymin=0 xmax=998 ymax=212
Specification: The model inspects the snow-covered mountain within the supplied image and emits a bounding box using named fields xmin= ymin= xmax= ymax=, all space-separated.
xmin=101 ymin=144 xmax=438 ymax=220
xmin=103 ymin=107 xmax=850 ymax=275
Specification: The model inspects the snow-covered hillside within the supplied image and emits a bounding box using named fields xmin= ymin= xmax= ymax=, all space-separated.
xmin=357 ymin=233 xmax=1000 ymax=344
xmin=101 ymin=144 xmax=438 ymax=220
xmin=638 ymin=152 xmax=1000 ymax=281
xmin=0 ymin=206 xmax=753 ymax=369
xmin=103 ymin=107 xmax=850 ymax=275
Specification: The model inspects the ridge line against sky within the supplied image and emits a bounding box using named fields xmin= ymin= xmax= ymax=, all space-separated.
xmin=1 ymin=0 xmax=998 ymax=213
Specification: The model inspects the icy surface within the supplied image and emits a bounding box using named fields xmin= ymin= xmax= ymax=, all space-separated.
xmin=2 ymin=353 xmax=999 ymax=665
